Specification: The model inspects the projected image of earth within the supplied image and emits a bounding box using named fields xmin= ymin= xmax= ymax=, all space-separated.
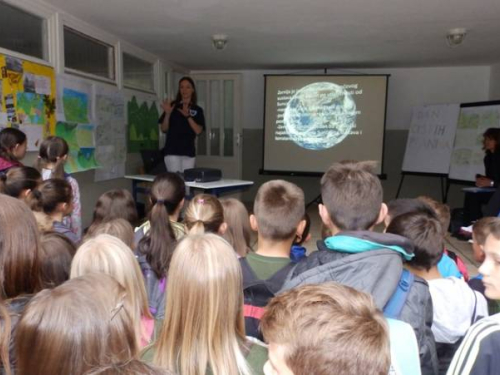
xmin=283 ymin=82 xmax=357 ymax=150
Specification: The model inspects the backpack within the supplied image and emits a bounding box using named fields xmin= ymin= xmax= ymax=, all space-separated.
xmin=445 ymin=249 xmax=470 ymax=281
xmin=383 ymin=269 xmax=415 ymax=320
xmin=240 ymin=258 xmax=294 ymax=340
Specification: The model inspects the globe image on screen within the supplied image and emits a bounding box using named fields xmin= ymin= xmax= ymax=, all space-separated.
xmin=283 ymin=82 xmax=357 ymax=150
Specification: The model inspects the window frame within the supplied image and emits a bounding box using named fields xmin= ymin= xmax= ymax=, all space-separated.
xmin=121 ymin=42 xmax=159 ymax=95
xmin=60 ymin=13 xmax=118 ymax=85
xmin=0 ymin=0 xmax=53 ymax=65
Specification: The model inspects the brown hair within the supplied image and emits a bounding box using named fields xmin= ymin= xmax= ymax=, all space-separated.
xmin=321 ymin=161 xmax=382 ymax=231
xmin=88 ymin=189 xmax=139 ymax=231
xmin=260 ymin=282 xmax=390 ymax=375
xmin=0 ymin=299 xmax=11 ymax=375
xmin=0 ymin=128 xmax=26 ymax=162
xmin=0 ymin=194 xmax=42 ymax=298
xmin=253 ymin=180 xmax=305 ymax=240
xmin=87 ymin=219 xmax=135 ymax=249
xmin=138 ymin=173 xmax=185 ymax=278
xmin=473 ymin=217 xmax=497 ymax=246
xmin=483 ymin=128 xmax=500 ymax=153
xmin=174 ymin=76 xmax=197 ymax=106
xmin=184 ymin=194 xmax=224 ymax=235
xmin=16 ymin=274 xmax=137 ymax=375
xmin=386 ymin=211 xmax=443 ymax=271
xmin=29 ymin=179 xmax=72 ymax=215
xmin=39 ymin=232 xmax=75 ymax=289
xmin=221 ymin=198 xmax=252 ymax=256
xmin=0 ymin=167 xmax=41 ymax=199
xmin=35 ymin=136 xmax=69 ymax=179
xmin=417 ymin=196 xmax=451 ymax=236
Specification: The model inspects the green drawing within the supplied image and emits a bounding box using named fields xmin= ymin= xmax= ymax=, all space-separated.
xmin=127 ymin=96 xmax=160 ymax=153
xmin=55 ymin=121 xmax=79 ymax=151
xmin=63 ymin=88 xmax=89 ymax=123
xmin=16 ymin=92 xmax=46 ymax=125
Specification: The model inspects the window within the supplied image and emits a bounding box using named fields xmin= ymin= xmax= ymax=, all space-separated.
xmin=123 ymin=53 xmax=155 ymax=92
xmin=0 ymin=2 xmax=47 ymax=60
xmin=64 ymin=26 xmax=115 ymax=80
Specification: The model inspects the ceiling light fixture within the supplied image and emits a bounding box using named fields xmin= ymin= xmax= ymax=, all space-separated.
xmin=446 ymin=28 xmax=467 ymax=48
xmin=212 ymin=34 xmax=228 ymax=50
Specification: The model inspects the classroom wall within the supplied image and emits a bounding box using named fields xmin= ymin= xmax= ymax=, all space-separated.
xmin=194 ymin=65 xmax=492 ymax=209
xmin=490 ymin=63 xmax=500 ymax=100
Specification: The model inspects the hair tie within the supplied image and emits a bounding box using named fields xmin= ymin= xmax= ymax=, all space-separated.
xmin=156 ymin=199 xmax=165 ymax=205
xmin=197 ymin=198 xmax=205 ymax=204
xmin=0 ymin=173 xmax=6 ymax=182
xmin=37 ymin=155 xmax=41 ymax=159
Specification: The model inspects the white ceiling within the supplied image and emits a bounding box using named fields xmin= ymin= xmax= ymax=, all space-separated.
xmin=44 ymin=0 xmax=500 ymax=70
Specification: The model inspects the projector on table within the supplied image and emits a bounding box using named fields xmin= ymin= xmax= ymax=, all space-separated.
xmin=184 ymin=168 xmax=222 ymax=183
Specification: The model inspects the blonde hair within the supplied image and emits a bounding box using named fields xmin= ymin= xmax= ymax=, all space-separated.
xmin=16 ymin=273 xmax=137 ymax=375
xmin=154 ymin=234 xmax=250 ymax=375
xmin=261 ymin=282 xmax=390 ymax=375
xmin=184 ymin=194 xmax=224 ymax=235
xmin=221 ymin=198 xmax=252 ymax=256
xmin=86 ymin=218 xmax=135 ymax=249
xmin=71 ymin=234 xmax=152 ymax=347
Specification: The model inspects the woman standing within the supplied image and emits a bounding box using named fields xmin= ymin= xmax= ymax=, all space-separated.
xmin=160 ymin=77 xmax=205 ymax=173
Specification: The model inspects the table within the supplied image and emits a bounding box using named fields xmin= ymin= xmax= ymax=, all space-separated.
xmin=125 ymin=174 xmax=254 ymax=203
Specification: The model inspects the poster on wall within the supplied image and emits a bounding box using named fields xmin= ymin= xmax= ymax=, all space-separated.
xmin=0 ymin=53 xmax=56 ymax=150
xmin=94 ymin=85 xmax=126 ymax=181
xmin=127 ymin=94 xmax=160 ymax=153
xmin=56 ymin=75 xmax=98 ymax=173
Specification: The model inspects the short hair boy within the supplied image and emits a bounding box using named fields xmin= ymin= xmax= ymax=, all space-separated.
xmin=247 ymin=179 xmax=305 ymax=281
xmin=260 ymin=282 xmax=390 ymax=375
xmin=242 ymin=180 xmax=305 ymax=339
xmin=282 ymin=161 xmax=438 ymax=375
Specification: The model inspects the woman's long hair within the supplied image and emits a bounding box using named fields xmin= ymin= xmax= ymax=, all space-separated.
xmin=35 ymin=136 xmax=69 ymax=179
xmin=137 ymin=173 xmax=185 ymax=278
xmin=71 ymin=235 xmax=152 ymax=347
xmin=0 ymin=194 xmax=42 ymax=299
xmin=221 ymin=198 xmax=252 ymax=257
xmin=154 ymin=234 xmax=250 ymax=375
xmin=173 ymin=76 xmax=197 ymax=106
xmin=184 ymin=194 xmax=224 ymax=235
xmin=16 ymin=274 xmax=137 ymax=375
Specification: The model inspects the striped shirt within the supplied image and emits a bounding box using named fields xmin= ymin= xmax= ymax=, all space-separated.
xmin=447 ymin=313 xmax=500 ymax=375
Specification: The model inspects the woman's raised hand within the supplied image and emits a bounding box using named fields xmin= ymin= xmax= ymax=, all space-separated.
xmin=161 ymin=99 xmax=174 ymax=114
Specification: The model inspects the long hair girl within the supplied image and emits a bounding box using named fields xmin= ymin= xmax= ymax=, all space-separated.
xmin=16 ymin=274 xmax=137 ymax=375
xmin=71 ymin=234 xmax=154 ymax=348
xmin=221 ymin=198 xmax=252 ymax=257
xmin=0 ymin=128 xmax=27 ymax=172
xmin=152 ymin=234 xmax=253 ymax=375
xmin=137 ymin=172 xmax=185 ymax=279
xmin=36 ymin=136 xmax=82 ymax=239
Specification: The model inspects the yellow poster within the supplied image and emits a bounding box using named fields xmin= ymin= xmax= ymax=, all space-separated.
xmin=0 ymin=54 xmax=56 ymax=150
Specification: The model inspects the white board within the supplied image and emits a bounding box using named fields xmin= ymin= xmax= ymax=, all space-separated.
xmin=402 ymin=104 xmax=460 ymax=174
xmin=449 ymin=102 xmax=500 ymax=181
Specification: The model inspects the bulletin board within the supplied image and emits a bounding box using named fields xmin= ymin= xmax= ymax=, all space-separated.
xmin=0 ymin=53 xmax=56 ymax=150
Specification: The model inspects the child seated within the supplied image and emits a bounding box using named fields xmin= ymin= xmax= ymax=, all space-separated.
xmin=260 ymin=282 xmax=392 ymax=375
xmin=39 ymin=231 xmax=75 ymax=289
xmin=242 ymin=180 xmax=305 ymax=339
xmin=448 ymin=218 xmax=500 ymax=375
xmin=386 ymin=211 xmax=488 ymax=374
